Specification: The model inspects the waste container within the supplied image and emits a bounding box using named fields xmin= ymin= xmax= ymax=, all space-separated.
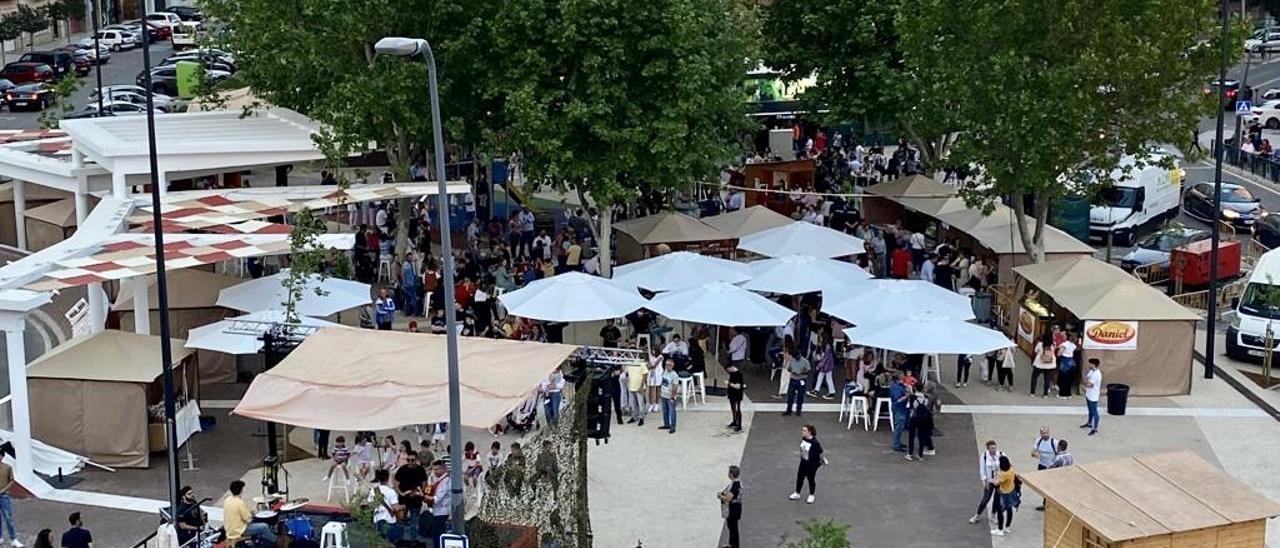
xmin=971 ymin=291 xmax=993 ymax=324
xmin=1106 ymin=383 xmax=1130 ymax=416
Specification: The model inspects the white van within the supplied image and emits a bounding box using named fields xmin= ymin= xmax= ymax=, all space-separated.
xmin=170 ymin=23 xmax=201 ymax=50
xmin=1088 ymin=153 xmax=1184 ymax=246
xmin=1227 ymin=249 xmax=1280 ymax=360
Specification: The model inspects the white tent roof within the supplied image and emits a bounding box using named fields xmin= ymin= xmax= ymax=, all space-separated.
xmin=217 ymin=271 xmax=371 ymax=317
xmin=843 ymin=311 xmax=1012 ymax=355
xmin=646 ymin=282 xmax=795 ymax=327
xmin=737 ymin=221 xmax=866 ymax=258
xmin=742 ymin=254 xmax=872 ymax=295
xmin=611 ymin=251 xmax=752 ymax=291
xmin=59 ymin=108 xmax=327 ymax=178
xmin=821 ymin=279 xmax=975 ymax=325
xmin=497 ymin=271 xmax=647 ymax=322
xmin=185 ymin=310 xmax=344 ymax=355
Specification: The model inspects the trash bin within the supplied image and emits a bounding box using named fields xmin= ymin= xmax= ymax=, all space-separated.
xmin=971 ymin=291 xmax=993 ymax=324
xmin=1106 ymin=383 xmax=1130 ymax=416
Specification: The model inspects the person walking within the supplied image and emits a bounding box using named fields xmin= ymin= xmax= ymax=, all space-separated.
xmin=1030 ymin=338 xmax=1056 ymax=397
xmin=788 ymin=424 xmax=826 ymax=504
xmin=725 ymin=355 xmax=746 ymax=433
xmin=1031 ymin=427 xmax=1057 ymax=511
xmin=890 ymin=374 xmax=909 ymax=452
xmin=810 ymin=333 xmax=837 ymax=400
xmin=1082 ymin=358 xmax=1102 ymax=436
xmin=955 ymin=353 xmax=972 ymax=388
xmin=969 ymin=440 xmax=1004 ymax=525
xmin=1056 ymin=333 xmax=1078 ymax=398
xmin=904 ymin=384 xmax=935 ymax=461
xmin=718 ymin=465 xmax=743 ymax=548
xmin=658 ymin=358 xmax=681 ymax=434
xmin=782 ymin=346 xmax=812 ymax=416
xmin=0 ymin=461 xmax=20 ymax=547
xmin=624 ymin=358 xmax=648 ymax=426
xmin=59 ymin=513 xmax=89 ymax=548
xmin=990 ymin=456 xmax=1017 ymax=537
xmin=540 ymin=366 xmax=566 ymax=425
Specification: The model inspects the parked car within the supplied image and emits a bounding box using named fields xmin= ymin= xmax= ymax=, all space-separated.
xmin=95 ymin=89 xmax=172 ymax=112
xmin=1205 ymin=79 xmax=1254 ymax=110
xmin=81 ymin=100 xmax=163 ymax=116
xmin=55 ymin=43 xmax=109 ymax=67
xmin=92 ymin=84 xmax=174 ymax=104
xmin=119 ymin=19 xmax=168 ymax=41
xmin=1120 ymin=226 xmax=1211 ymax=271
xmin=1183 ymin=182 xmax=1267 ymax=229
xmin=158 ymin=55 xmax=234 ymax=74
xmin=1244 ymin=99 xmax=1280 ymax=129
xmin=79 ymin=29 xmax=137 ymax=51
xmin=0 ymin=79 xmax=14 ymax=97
xmin=170 ymin=23 xmax=202 ymax=50
xmin=165 ymin=5 xmax=203 ymax=21
xmin=0 ymin=63 xmax=55 ymax=84
xmin=146 ymin=12 xmax=182 ymax=29
xmin=16 ymin=51 xmax=74 ymax=78
xmin=1256 ymin=214 xmax=1280 ymax=249
xmin=1245 ymin=30 xmax=1280 ymax=53
xmin=4 ymin=83 xmax=54 ymax=111
xmin=1260 ymin=88 xmax=1280 ymax=102
xmin=135 ymin=65 xmax=231 ymax=96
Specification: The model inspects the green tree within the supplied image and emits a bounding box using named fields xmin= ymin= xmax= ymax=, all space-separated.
xmin=37 ymin=72 xmax=79 ymax=129
xmin=896 ymin=0 xmax=1234 ymax=265
xmin=781 ymin=518 xmax=852 ymax=548
xmin=0 ymin=14 xmax=22 ymax=65
xmin=15 ymin=4 xmax=48 ymax=50
xmin=460 ymin=0 xmax=759 ymax=275
xmin=46 ymin=0 xmax=86 ymax=43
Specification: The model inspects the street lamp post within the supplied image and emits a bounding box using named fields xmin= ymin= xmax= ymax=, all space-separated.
xmin=91 ymin=0 xmax=103 ymax=115
xmin=1207 ymin=0 xmax=1233 ymax=380
xmin=138 ymin=19 xmax=183 ymax=520
xmin=373 ymin=36 xmax=466 ymax=536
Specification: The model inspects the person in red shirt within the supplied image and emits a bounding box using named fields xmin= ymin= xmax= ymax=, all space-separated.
xmin=454 ymin=276 xmax=477 ymax=309
xmin=890 ymin=247 xmax=911 ymax=279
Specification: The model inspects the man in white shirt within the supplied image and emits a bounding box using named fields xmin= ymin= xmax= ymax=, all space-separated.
xmin=1056 ymin=334 xmax=1079 ymax=399
xmin=1081 ymin=358 xmax=1102 ymax=436
xmin=969 ymin=440 xmax=1004 ymax=524
xmin=662 ymin=334 xmax=689 ymax=358
xmin=424 ymin=460 xmax=452 ymax=543
xmin=532 ymin=230 xmax=552 ymax=261
xmin=919 ymin=254 xmax=936 ymax=283
xmin=728 ymin=327 xmax=749 ymax=367
xmin=727 ymin=189 xmax=745 ymax=211
xmin=367 ymin=469 xmax=400 ymax=541
xmin=908 ymin=230 xmax=927 ymax=272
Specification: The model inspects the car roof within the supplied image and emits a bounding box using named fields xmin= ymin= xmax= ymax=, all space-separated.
xmin=2 ymin=62 xmax=46 ymax=70
xmin=12 ymin=83 xmax=47 ymax=91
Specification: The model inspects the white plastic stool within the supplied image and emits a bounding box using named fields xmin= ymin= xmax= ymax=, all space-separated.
xmin=838 ymin=388 xmax=851 ymax=423
xmin=377 ymin=255 xmax=393 ymax=282
xmin=320 ymin=521 xmax=349 ymax=548
xmin=690 ymin=372 xmax=707 ymax=405
xmin=922 ymin=355 xmax=942 ymax=384
xmin=325 ymin=471 xmax=351 ymax=503
xmin=846 ymin=397 xmax=869 ymax=431
xmin=678 ymin=377 xmax=695 ymax=409
xmin=873 ymin=397 xmax=894 ymax=431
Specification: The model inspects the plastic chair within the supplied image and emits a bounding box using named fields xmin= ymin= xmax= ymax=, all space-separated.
xmin=678 ymin=376 xmax=696 ymax=409
xmin=690 ymin=372 xmax=707 ymax=405
xmin=325 ymin=470 xmax=351 ymax=503
xmin=873 ymin=397 xmax=894 ymax=431
xmin=846 ymin=397 xmax=870 ymax=431
xmin=320 ymin=521 xmax=349 ymax=548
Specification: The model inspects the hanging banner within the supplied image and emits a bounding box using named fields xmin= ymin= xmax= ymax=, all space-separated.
xmin=1017 ymin=307 xmax=1037 ymax=343
xmin=1083 ymin=320 xmax=1139 ymax=350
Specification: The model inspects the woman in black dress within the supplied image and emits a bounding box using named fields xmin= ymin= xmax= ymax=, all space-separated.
xmin=725 ymin=356 xmax=745 ymax=432
xmin=788 ymin=424 xmax=825 ymax=504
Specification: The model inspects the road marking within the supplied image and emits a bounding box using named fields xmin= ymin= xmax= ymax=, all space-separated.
xmin=1194 ymin=159 xmax=1280 ymax=199
xmin=688 ymin=399 xmax=1270 ymax=418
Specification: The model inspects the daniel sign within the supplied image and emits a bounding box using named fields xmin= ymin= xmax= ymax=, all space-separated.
xmin=1083 ymin=320 xmax=1138 ymax=350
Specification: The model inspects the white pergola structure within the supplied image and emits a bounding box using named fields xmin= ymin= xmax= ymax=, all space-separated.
xmin=0 ymin=108 xmax=469 ymax=492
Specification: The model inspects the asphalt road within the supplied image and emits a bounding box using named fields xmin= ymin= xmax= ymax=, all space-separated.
xmin=0 ymin=39 xmax=174 ymax=130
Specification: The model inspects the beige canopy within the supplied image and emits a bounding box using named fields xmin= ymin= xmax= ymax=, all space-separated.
xmin=113 ymin=269 xmax=244 ymax=383
xmin=23 ymin=197 xmax=99 ymax=251
xmin=1022 ymin=451 xmax=1280 ymax=543
xmin=865 ymin=174 xmax=956 ymax=199
xmin=0 ymin=181 xmax=71 ymax=247
xmin=1013 ymin=256 xmax=1199 ymax=321
xmin=614 ymin=211 xmax=732 ymax=244
xmin=233 ymin=329 xmax=579 ymax=431
xmin=27 ymin=330 xmax=196 ymax=468
xmin=936 ymin=206 xmax=1094 ymax=255
xmin=701 ymin=205 xmax=794 ymax=238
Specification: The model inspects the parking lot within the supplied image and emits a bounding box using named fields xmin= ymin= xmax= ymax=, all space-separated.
xmin=0 ymin=38 xmax=175 ymax=130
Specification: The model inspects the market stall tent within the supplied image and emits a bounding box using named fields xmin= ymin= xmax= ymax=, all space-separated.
xmin=1013 ymin=256 xmax=1199 ymax=396
xmin=612 ymin=212 xmax=735 ymax=263
xmin=112 ymin=269 xmax=243 ymax=383
xmin=1022 ymin=451 xmax=1280 ymax=548
xmin=26 ymin=330 xmax=197 ymax=468
xmin=863 ymin=174 xmax=957 ymax=224
xmin=23 ymin=196 xmax=97 ymax=252
xmin=0 ymin=181 xmax=69 ymax=247
xmin=701 ymin=205 xmax=795 ymax=239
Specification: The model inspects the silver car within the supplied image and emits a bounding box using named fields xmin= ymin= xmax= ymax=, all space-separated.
xmin=1120 ymin=226 xmax=1210 ymax=271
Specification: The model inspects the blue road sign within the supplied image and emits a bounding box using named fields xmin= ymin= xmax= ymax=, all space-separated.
xmin=1237 ymin=100 xmax=1254 ymax=115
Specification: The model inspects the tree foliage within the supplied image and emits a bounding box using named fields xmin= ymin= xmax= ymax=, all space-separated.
xmin=0 ymin=13 xmax=22 ymax=65
xmin=896 ymin=0 xmax=1237 ymax=261
xmin=15 ymin=4 xmax=47 ymax=49
xmin=781 ymin=518 xmax=853 ymax=548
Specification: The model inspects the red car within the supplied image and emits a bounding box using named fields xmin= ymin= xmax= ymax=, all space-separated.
xmin=0 ymin=62 xmax=55 ymax=84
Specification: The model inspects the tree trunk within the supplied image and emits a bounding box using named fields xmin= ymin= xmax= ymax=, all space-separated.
xmin=1009 ymin=190 xmax=1047 ymax=264
xmin=599 ymin=210 xmax=612 ymax=278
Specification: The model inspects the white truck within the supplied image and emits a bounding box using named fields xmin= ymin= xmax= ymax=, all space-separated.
xmin=1088 ymin=153 xmax=1184 ymax=247
xmin=1227 ymin=249 xmax=1280 ymax=360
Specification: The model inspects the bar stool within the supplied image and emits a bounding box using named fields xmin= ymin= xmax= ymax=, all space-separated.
xmin=325 ymin=472 xmax=351 ymax=503
xmin=377 ymin=254 xmax=393 ymax=282
xmin=873 ymin=397 xmax=894 ymax=431
xmin=320 ymin=522 xmax=349 ymax=548
xmin=846 ymin=397 xmax=870 ymax=431
xmin=690 ymin=372 xmax=707 ymax=405
xmin=922 ymin=355 xmax=942 ymax=384
xmin=678 ymin=376 xmax=695 ymax=409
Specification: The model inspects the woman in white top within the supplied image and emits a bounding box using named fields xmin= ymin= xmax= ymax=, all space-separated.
xmin=647 ymin=344 xmax=665 ymax=413
xmin=378 ymin=435 xmax=399 ymax=472
xmin=1031 ymin=340 xmax=1057 ymax=397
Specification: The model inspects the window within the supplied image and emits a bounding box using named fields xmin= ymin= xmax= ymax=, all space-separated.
xmin=1082 ymin=528 xmax=1112 ymax=548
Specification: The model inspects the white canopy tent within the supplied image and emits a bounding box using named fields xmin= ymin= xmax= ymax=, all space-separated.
xmin=822 ymin=279 xmax=975 ymax=325
xmin=216 ymin=271 xmax=371 ymax=317
xmin=497 ymin=271 xmax=647 ymax=322
xmin=737 ymin=221 xmax=865 ymax=258
xmin=742 ymin=254 xmax=872 ymax=295
xmin=185 ymin=310 xmax=344 ymax=355
xmin=646 ymin=282 xmax=795 ymax=327
xmin=610 ymin=251 xmax=752 ymax=292
xmin=843 ymin=311 xmax=1013 ymax=355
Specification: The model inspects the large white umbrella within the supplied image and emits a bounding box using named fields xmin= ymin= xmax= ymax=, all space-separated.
xmin=843 ymin=311 xmax=1012 ymax=355
xmin=822 ymin=279 xmax=974 ymax=325
xmin=646 ymin=282 xmax=795 ymax=326
xmin=497 ymin=271 xmax=648 ymax=322
xmin=742 ymin=254 xmax=873 ymax=295
xmin=737 ymin=221 xmax=866 ymax=258
xmin=611 ymin=251 xmax=752 ymax=292
xmin=217 ymin=270 xmax=371 ymax=317
xmin=186 ymin=310 xmax=343 ymax=355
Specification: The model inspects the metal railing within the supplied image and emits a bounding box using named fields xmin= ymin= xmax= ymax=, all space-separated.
xmin=989 ymin=283 xmax=1015 ymax=335
xmin=1131 ymin=262 xmax=1171 ymax=286
xmin=1219 ymin=143 xmax=1280 ymax=183
xmin=1171 ymin=279 xmax=1247 ymax=320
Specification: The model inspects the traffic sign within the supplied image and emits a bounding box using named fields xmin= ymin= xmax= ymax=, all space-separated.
xmin=439 ymin=534 xmax=469 ymax=548
xmin=1237 ymin=100 xmax=1254 ymax=115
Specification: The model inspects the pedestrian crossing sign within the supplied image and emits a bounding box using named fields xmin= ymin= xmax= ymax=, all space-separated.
xmin=440 ymin=534 xmax=468 ymax=548
xmin=1237 ymin=100 xmax=1253 ymax=115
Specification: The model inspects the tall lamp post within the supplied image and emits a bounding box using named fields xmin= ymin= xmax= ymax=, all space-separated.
xmin=1206 ymin=0 xmax=1233 ymax=380
xmin=90 ymin=0 xmax=103 ymax=114
xmin=138 ymin=20 xmax=183 ymax=519
xmin=373 ymin=36 xmax=466 ymax=536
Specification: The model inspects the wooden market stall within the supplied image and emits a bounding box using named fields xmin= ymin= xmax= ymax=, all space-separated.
xmin=27 ymin=330 xmax=200 ymax=468
xmin=0 ymin=181 xmax=69 ymax=247
xmin=613 ymin=211 xmax=736 ymax=264
xmin=1022 ymin=451 xmax=1280 ymax=548
xmin=1012 ymin=256 xmax=1200 ymax=396
xmin=740 ymin=159 xmax=815 ymax=217
xmin=863 ymin=174 xmax=958 ymax=225
xmin=23 ymin=196 xmax=98 ymax=252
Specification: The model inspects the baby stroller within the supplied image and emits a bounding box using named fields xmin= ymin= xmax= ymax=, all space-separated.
xmin=505 ymin=393 xmax=540 ymax=433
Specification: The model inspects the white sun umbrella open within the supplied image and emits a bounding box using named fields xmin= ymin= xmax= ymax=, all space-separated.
xmin=737 ymin=221 xmax=866 ymax=258
xmin=821 ymin=279 xmax=975 ymax=325
xmin=646 ymin=281 xmax=795 ymax=326
xmin=842 ymin=311 xmax=1013 ymax=355
xmin=186 ymin=310 xmax=344 ymax=355
xmin=610 ymin=251 xmax=752 ymax=292
xmin=217 ymin=270 xmax=372 ymax=317
xmin=497 ymin=271 xmax=648 ymax=322
xmin=742 ymin=254 xmax=873 ymax=295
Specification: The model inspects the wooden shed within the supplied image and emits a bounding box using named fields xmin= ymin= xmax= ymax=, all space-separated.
xmin=1022 ymin=451 xmax=1280 ymax=548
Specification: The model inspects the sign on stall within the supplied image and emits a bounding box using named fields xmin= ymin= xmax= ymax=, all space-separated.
xmin=1017 ymin=307 xmax=1037 ymax=343
xmin=1083 ymin=320 xmax=1138 ymax=350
